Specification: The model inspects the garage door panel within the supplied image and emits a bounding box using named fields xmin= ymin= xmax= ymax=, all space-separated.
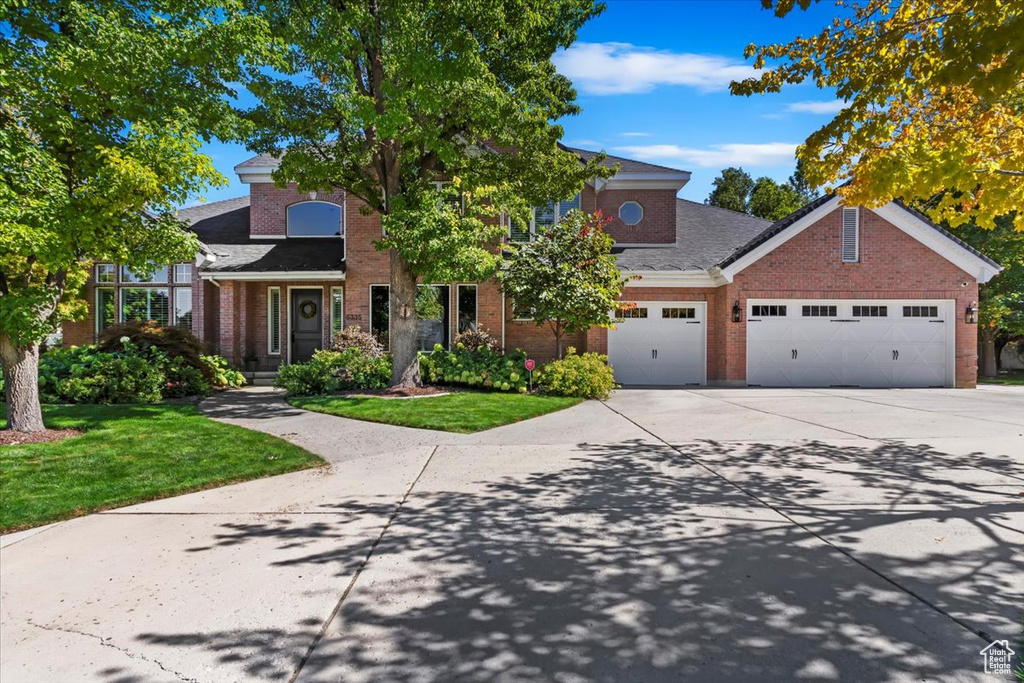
xmin=746 ymin=300 xmax=952 ymax=388
xmin=608 ymin=302 xmax=705 ymax=386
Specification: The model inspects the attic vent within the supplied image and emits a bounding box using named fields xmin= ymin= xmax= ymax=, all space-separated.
xmin=842 ymin=207 xmax=859 ymax=263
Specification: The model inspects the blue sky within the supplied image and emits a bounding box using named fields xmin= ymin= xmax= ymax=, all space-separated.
xmin=192 ymin=0 xmax=844 ymax=207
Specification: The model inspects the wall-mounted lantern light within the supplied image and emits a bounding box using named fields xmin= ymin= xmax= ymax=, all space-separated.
xmin=966 ymin=301 xmax=978 ymax=324
xmin=731 ymin=300 xmax=742 ymax=323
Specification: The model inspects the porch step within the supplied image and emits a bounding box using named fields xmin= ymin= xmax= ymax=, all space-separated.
xmin=242 ymin=371 xmax=278 ymax=387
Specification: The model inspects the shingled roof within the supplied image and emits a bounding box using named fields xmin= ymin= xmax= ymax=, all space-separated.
xmin=176 ymin=197 xmax=346 ymax=273
xmin=614 ymin=199 xmax=770 ymax=272
xmin=563 ymin=146 xmax=690 ymax=175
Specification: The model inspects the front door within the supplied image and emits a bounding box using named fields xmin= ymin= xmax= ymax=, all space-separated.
xmin=290 ymin=289 xmax=323 ymax=363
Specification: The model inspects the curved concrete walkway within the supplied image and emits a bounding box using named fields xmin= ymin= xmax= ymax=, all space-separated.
xmin=2 ymin=386 xmax=1021 ymax=682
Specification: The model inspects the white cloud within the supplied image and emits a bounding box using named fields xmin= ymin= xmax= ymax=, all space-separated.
xmin=785 ymin=100 xmax=848 ymax=114
xmin=563 ymin=139 xmax=603 ymax=148
xmin=615 ymin=142 xmax=798 ymax=168
xmin=620 ymin=132 xmax=651 ymax=137
xmin=554 ymin=42 xmax=757 ymax=95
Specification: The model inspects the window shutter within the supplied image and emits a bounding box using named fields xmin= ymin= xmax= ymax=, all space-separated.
xmin=330 ymin=287 xmax=344 ymax=334
xmin=268 ymin=287 xmax=281 ymax=354
xmin=842 ymin=207 xmax=859 ymax=262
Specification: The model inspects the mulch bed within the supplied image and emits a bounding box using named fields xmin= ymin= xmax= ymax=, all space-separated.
xmin=0 ymin=428 xmax=84 ymax=447
xmin=337 ymin=385 xmax=456 ymax=399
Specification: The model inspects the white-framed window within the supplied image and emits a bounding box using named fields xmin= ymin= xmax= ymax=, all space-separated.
xmin=174 ymin=263 xmax=192 ymax=283
xmin=509 ymin=194 xmax=582 ymax=242
xmin=95 ymin=264 xmax=117 ymax=284
xmin=456 ymin=284 xmax=478 ymax=333
xmin=121 ymin=287 xmax=170 ymax=325
xmin=268 ymin=287 xmax=281 ymax=355
xmin=618 ymin=201 xmax=644 ymax=226
xmin=330 ymin=287 xmax=344 ymax=335
xmin=173 ymin=288 xmax=193 ymax=329
xmin=287 ymin=201 xmax=344 ymax=237
xmin=121 ymin=264 xmax=168 ymax=283
xmin=95 ymin=288 xmax=116 ymax=333
xmin=842 ymin=207 xmax=859 ymax=263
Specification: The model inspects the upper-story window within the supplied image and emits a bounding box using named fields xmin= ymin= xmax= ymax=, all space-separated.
xmin=121 ymin=264 xmax=168 ymax=283
xmin=287 ymin=201 xmax=344 ymax=237
xmin=509 ymin=194 xmax=581 ymax=242
xmin=618 ymin=201 xmax=644 ymax=226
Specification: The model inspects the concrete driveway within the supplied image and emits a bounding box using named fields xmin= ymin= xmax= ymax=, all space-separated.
xmin=1 ymin=386 xmax=1021 ymax=682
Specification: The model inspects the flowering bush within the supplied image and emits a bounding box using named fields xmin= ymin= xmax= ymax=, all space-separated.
xmin=38 ymin=341 xmax=242 ymax=403
xmin=420 ymin=344 xmax=532 ymax=393
xmin=274 ymin=348 xmax=391 ymax=396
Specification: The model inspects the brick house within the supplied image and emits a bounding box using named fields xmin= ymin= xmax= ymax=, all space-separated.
xmin=63 ymin=147 xmax=1001 ymax=388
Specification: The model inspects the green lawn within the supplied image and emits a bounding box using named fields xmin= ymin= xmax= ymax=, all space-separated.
xmin=0 ymin=403 xmax=324 ymax=532
xmin=289 ymin=392 xmax=584 ymax=433
xmin=980 ymin=370 xmax=1024 ymax=386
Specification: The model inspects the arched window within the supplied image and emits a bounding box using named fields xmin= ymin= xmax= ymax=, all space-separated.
xmin=287 ymin=201 xmax=344 ymax=237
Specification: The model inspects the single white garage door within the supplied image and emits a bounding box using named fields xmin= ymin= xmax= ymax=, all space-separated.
xmin=746 ymin=299 xmax=954 ymax=388
xmin=608 ymin=301 xmax=706 ymax=386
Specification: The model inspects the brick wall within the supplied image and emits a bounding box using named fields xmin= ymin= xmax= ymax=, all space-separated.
xmin=249 ymin=183 xmax=348 ymax=237
xmin=593 ymin=188 xmax=676 ymax=245
xmin=723 ymin=207 xmax=980 ymax=387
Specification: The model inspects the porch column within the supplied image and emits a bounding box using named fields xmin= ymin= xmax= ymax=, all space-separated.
xmin=218 ymin=280 xmax=240 ymax=364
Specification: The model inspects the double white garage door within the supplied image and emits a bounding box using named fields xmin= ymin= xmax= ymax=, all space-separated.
xmin=607 ymin=298 xmax=955 ymax=388
xmin=746 ymin=299 xmax=955 ymax=388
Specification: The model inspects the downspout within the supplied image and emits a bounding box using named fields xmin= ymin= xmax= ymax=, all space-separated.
xmin=501 ymin=295 xmax=506 ymax=352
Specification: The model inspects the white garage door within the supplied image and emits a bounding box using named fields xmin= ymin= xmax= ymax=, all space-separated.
xmin=608 ymin=301 xmax=706 ymax=386
xmin=746 ymin=299 xmax=954 ymax=388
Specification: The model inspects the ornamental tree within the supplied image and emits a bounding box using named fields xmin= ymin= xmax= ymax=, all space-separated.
xmin=731 ymin=0 xmax=1024 ymax=231
xmin=0 ymin=0 xmax=267 ymax=431
xmin=498 ymin=211 xmax=630 ymax=359
xmin=244 ymin=0 xmax=608 ymax=387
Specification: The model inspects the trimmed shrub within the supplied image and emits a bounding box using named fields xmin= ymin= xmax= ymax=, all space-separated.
xmin=274 ymin=361 xmax=335 ymax=397
xmin=98 ymin=320 xmax=214 ymax=382
xmin=452 ymin=328 xmax=501 ymax=352
xmin=38 ymin=342 xmax=241 ymax=403
xmin=52 ymin=352 xmax=164 ymax=404
xmin=200 ymin=354 xmax=247 ymax=388
xmin=420 ymin=344 xmax=531 ymax=393
xmin=540 ymin=348 xmax=615 ymax=399
xmin=275 ymin=348 xmax=392 ymax=396
xmin=331 ymin=325 xmax=385 ymax=358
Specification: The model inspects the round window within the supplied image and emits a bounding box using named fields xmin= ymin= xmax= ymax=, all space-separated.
xmin=618 ymin=201 xmax=644 ymax=226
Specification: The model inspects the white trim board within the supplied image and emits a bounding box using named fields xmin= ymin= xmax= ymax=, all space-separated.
xmin=623 ymin=271 xmax=726 ymax=288
xmin=199 ymin=271 xmax=345 ymax=281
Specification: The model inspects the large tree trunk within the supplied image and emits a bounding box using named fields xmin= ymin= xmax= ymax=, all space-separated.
xmin=1 ymin=333 xmax=45 ymax=432
xmin=979 ymin=328 xmax=998 ymax=378
xmin=390 ymin=251 xmax=421 ymax=387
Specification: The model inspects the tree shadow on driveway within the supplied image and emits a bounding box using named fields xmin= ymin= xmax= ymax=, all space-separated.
xmin=139 ymin=438 xmax=1023 ymax=682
